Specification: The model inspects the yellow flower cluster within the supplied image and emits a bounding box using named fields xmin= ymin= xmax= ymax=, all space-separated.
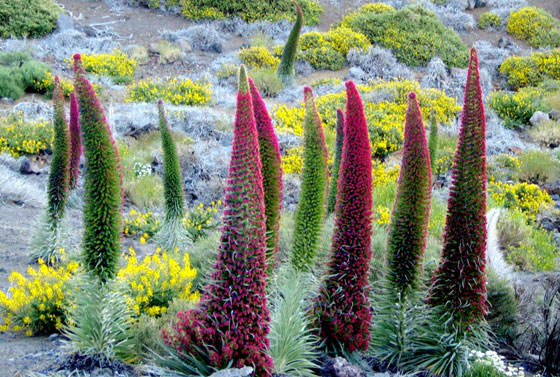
xmin=239 ymin=46 xmax=280 ymax=69
xmin=32 ymin=72 xmax=74 ymax=97
xmin=0 ymin=112 xmax=53 ymax=157
xmin=478 ymin=11 xmax=502 ymax=29
xmin=499 ymin=49 xmax=560 ymax=89
xmin=0 ymin=256 xmax=79 ymax=335
xmin=117 ymin=247 xmax=199 ymax=317
xmin=372 ymin=160 xmax=400 ymax=188
xmin=374 ymin=205 xmax=391 ymax=225
xmin=490 ymin=181 xmax=553 ymax=220
xmin=66 ymin=50 xmax=137 ymax=84
xmin=182 ymin=2 xmax=226 ymax=20
xmin=340 ymin=2 xmax=394 ymax=28
xmin=506 ymin=7 xmax=560 ymax=48
xmin=488 ymin=87 xmax=547 ymax=129
xmin=183 ymin=201 xmax=221 ymax=242
xmin=311 ymin=78 xmax=342 ymax=88
xmin=125 ymin=77 xmax=212 ymax=105
xmin=273 ymin=79 xmax=459 ymax=158
xmin=123 ymin=209 xmax=160 ymax=241
xmin=282 ymin=146 xmax=304 ymax=174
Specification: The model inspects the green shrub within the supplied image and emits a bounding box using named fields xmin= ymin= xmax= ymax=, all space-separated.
xmin=0 ymin=51 xmax=49 ymax=100
xmin=486 ymin=269 xmax=518 ymax=346
xmin=181 ymin=0 xmax=323 ymax=25
xmin=0 ymin=0 xmax=61 ymax=38
xmin=529 ymin=120 xmax=560 ymax=148
xmin=488 ymin=88 xmax=549 ymax=129
xmin=341 ymin=4 xmax=468 ymax=67
xmin=518 ymin=149 xmax=560 ymax=184
xmin=478 ymin=12 xmax=502 ymax=29
xmin=249 ymin=67 xmax=284 ymax=97
xmin=239 ymin=46 xmax=280 ymax=69
xmin=497 ymin=209 xmax=558 ymax=272
xmin=506 ymin=7 xmax=560 ymax=48
xmin=302 ymin=45 xmax=345 ymax=70
xmin=499 ymin=49 xmax=560 ymax=89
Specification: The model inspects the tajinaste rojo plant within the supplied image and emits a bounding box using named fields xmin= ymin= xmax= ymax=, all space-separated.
xmin=429 ymin=47 xmax=488 ymax=328
xmin=163 ymin=66 xmax=273 ymax=376
xmin=73 ymin=53 xmax=123 ymax=283
xmin=68 ymin=92 xmax=82 ymax=190
xmin=386 ymin=92 xmax=432 ymax=299
xmin=249 ymin=77 xmax=283 ymax=271
xmin=291 ymin=86 xmax=329 ymax=272
xmin=31 ymin=76 xmax=70 ymax=264
xmin=155 ymin=99 xmax=189 ymax=252
xmin=313 ymin=81 xmax=372 ymax=352
xmin=327 ymin=109 xmax=345 ymax=214
xmin=276 ymin=2 xmax=303 ymax=85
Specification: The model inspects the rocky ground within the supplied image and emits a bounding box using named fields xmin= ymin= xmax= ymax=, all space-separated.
xmin=0 ymin=0 xmax=559 ymax=375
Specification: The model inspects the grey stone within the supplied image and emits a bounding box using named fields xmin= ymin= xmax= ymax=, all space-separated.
xmin=321 ymin=357 xmax=366 ymax=377
xmin=475 ymin=0 xmax=487 ymax=7
xmin=465 ymin=0 xmax=476 ymax=9
xmin=177 ymin=38 xmax=192 ymax=53
xmin=56 ymin=14 xmax=74 ymax=32
xmin=12 ymin=101 xmax=52 ymax=122
xmin=208 ymin=366 xmax=254 ymax=377
xmin=530 ymin=111 xmax=550 ymax=127
xmin=549 ymin=110 xmax=560 ymax=121
xmin=19 ymin=158 xmax=34 ymax=175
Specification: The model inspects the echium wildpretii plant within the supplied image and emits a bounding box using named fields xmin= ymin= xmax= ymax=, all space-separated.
xmin=73 ymin=54 xmax=123 ymax=283
xmin=68 ymin=92 xmax=82 ymax=190
xmin=429 ymin=47 xmax=488 ymax=327
xmin=31 ymin=76 xmax=71 ymax=264
xmin=386 ymin=92 xmax=432 ymax=299
xmin=291 ymin=86 xmax=329 ymax=272
xmin=313 ymin=81 xmax=372 ymax=352
xmin=47 ymin=76 xmax=70 ymax=227
xmin=276 ymin=2 xmax=303 ymax=85
xmin=249 ymin=77 xmax=283 ymax=271
xmin=155 ymin=99 xmax=189 ymax=251
xmin=428 ymin=114 xmax=438 ymax=173
xmin=327 ymin=108 xmax=345 ymax=214
xmin=163 ymin=66 xmax=273 ymax=376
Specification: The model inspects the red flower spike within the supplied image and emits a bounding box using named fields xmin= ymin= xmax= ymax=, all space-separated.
xmin=429 ymin=47 xmax=488 ymax=327
xmin=68 ymin=92 xmax=82 ymax=190
xmin=313 ymin=80 xmax=373 ymax=352
xmin=164 ymin=66 xmax=273 ymax=376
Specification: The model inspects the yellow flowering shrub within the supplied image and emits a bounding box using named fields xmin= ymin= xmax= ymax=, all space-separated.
xmin=372 ymin=160 xmax=400 ymax=188
xmin=0 ymin=112 xmax=53 ymax=157
xmin=488 ymin=87 xmax=549 ymax=129
xmin=311 ymin=78 xmax=342 ymax=88
xmin=0 ymin=257 xmax=80 ymax=335
xmin=488 ymin=154 xmax=521 ymax=182
xmin=123 ymin=209 xmax=160 ymax=241
xmin=183 ymin=201 xmax=221 ymax=242
xmin=125 ymin=77 xmax=212 ymax=105
xmin=298 ymin=26 xmax=370 ymax=70
xmin=66 ymin=50 xmax=137 ymax=84
xmin=32 ymin=72 xmax=74 ymax=97
xmin=341 ymin=4 xmax=468 ymax=67
xmin=506 ymin=7 xmax=560 ymax=48
xmin=282 ymin=146 xmax=304 ymax=174
xmin=478 ymin=12 xmax=502 ymax=29
xmin=499 ymin=49 xmax=560 ymax=89
xmin=239 ymin=46 xmax=280 ymax=69
xmin=273 ymin=79 xmax=459 ymax=158
xmin=117 ymin=247 xmax=199 ymax=317
xmin=490 ymin=181 xmax=553 ymax=220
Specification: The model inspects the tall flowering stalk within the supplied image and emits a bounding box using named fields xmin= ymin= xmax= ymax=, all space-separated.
xmin=31 ymin=76 xmax=71 ymax=264
xmin=249 ymin=77 xmax=283 ymax=270
xmin=155 ymin=99 xmax=188 ymax=251
xmin=164 ymin=66 xmax=273 ymax=376
xmin=428 ymin=115 xmax=438 ymax=173
xmin=47 ymin=76 xmax=70 ymax=227
xmin=386 ymin=92 xmax=432 ymax=299
xmin=68 ymin=92 xmax=82 ymax=190
xmin=429 ymin=47 xmax=488 ymax=327
xmin=314 ymin=81 xmax=372 ymax=352
xmin=327 ymin=109 xmax=345 ymax=214
xmin=291 ymin=86 xmax=329 ymax=272
xmin=73 ymin=54 xmax=123 ymax=283
xmin=277 ymin=2 xmax=303 ymax=85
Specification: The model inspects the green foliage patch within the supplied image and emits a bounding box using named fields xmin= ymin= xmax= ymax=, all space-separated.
xmin=0 ymin=0 xmax=61 ymax=39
